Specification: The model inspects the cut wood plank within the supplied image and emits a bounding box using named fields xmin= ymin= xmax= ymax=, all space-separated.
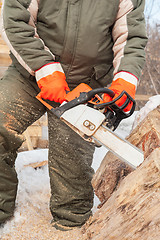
xmin=135 ymin=94 xmax=152 ymax=101
xmin=24 ymin=160 xmax=48 ymax=169
xmin=23 ymin=129 xmax=34 ymax=151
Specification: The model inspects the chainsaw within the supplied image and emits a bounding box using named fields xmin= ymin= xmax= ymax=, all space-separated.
xmin=36 ymin=83 xmax=144 ymax=169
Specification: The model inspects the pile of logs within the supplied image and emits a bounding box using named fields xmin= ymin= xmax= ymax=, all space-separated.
xmin=81 ymin=106 xmax=160 ymax=240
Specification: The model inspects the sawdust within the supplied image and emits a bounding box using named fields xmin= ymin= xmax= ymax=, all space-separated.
xmin=0 ymin=192 xmax=84 ymax=240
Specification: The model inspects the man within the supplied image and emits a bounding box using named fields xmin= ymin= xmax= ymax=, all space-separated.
xmin=0 ymin=0 xmax=147 ymax=231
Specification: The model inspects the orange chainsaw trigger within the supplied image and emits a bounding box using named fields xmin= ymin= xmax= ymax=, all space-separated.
xmin=65 ymin=83 xmax=104 ymax=105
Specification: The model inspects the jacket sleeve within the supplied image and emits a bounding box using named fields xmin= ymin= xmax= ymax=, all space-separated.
xmin=112 ymin=0 xmax=148 ymax=84
xmin=1 ymin=0 xmax=55 ymax=75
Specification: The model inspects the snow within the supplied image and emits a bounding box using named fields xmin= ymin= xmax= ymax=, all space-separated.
xmin=0 ymin=95 xmax=160 ymax=238
xmin=0 ymin=149 xmax=50 ymax=238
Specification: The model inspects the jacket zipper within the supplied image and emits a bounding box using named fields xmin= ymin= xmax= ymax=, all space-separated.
xmin=60 ymin=0 xmax=83 ymax=80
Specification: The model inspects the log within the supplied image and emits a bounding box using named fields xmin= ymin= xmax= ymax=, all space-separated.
xmin=81 ymin=106 xmax=160 ymax=239
xmin=92 ymin=106 xmax=160 ymax=206
xmin=127 ymin=105 xmax=160 ymax=159
xmin=92 ymin=152 xmax=134 ymax=208
xmin=81 ymin=148 xmax=160 ymax=240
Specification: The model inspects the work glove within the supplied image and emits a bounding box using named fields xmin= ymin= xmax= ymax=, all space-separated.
xmin=35 ymin=62 xmax=70 ymax=104
xmin=103 ymin=72 xmax=137 ymax=112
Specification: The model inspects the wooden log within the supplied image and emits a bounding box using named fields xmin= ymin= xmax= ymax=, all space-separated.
xmin=92 ymin=106 xmax=160 ymax=206
xmin=92 ymin=152 xmax=134 ymax=208
xmin=127 ymin=105 xmax=160 ymax=159
xmin=82 ymin=106 xmax=160 ymax=239
xmin=81 ymin=147 xmax=160 ymax=240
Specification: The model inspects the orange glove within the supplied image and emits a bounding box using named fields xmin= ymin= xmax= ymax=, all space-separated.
xmin=35 ymin=62 xmax=70 ymax=104
xmin=103 ymin=72 xmax=137 ymax=112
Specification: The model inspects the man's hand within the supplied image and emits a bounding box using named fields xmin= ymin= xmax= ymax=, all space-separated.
xmin=103 ymin=73 xmax=137 ymax=112
xmin=35 ymin=62 xmax=70 ymax=104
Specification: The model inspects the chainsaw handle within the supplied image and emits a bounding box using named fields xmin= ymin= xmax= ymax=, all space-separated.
xmin=95 ymin=90 xmax=136 ymax=115
xmin=97 ymin=90 xmax=136 ymax=130
xmin=50 ymin=88 xmax=115 ymax=118
xmin=36 ymin=84 xmax=136 ymax=131
xmin=87 ymin=88 xmax=115 ymax=100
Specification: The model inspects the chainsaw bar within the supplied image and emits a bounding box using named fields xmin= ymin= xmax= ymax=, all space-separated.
xmin=60 ymin=104 xmax=144 ymax=169
xmin=92 ymin=125 xmax=144 ymax=168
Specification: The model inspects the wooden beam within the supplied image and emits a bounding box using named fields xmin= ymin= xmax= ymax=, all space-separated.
xmin=23 ymin=129 xmax=34 ymax=151
xmin=135 ymin=94 xmax=152 ymax=101
xmin=24 ymin=160 xmax=48 ymax=169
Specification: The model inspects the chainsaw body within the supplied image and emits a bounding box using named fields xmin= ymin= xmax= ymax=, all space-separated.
xmin=37 ymin=83 xmax=144 ymax=168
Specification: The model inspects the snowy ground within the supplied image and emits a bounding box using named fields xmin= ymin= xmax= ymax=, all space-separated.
xmin=0 ymin=95 xmax=160 ymax=239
